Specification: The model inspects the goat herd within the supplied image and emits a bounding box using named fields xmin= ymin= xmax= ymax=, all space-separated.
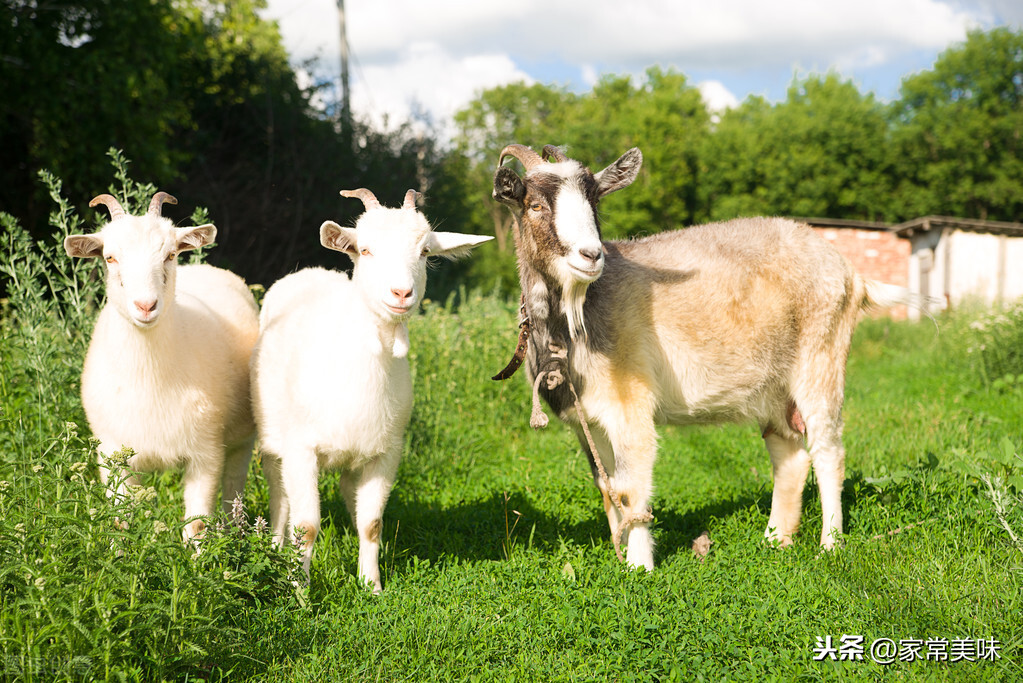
xmin=63 ymin=144 xmax=923 ymax=592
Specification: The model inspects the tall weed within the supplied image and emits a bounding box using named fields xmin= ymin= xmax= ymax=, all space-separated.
xmin=962 ymin=299 xmax=1023 ymax=390
xmin=0 ymin=153 xmax=306 ymax=681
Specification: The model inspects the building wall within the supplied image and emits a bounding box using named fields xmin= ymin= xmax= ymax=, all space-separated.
xmin=813 ymin=227 xmax=911 ymax=318
xmin=906 ymin=228 xmax=944 ymax=321
xmin=803 ymin=222 xmax=1020 ymax=320
xmin=1004 ymin=236 xmax=1023 ymax=301
xmin=907 ymin=228 xmax=1023 ymax=318
xmin=947 ymin=230 xmax=1002 ymax=304
xmin=813 ymin=228 xmax=910 ymax=286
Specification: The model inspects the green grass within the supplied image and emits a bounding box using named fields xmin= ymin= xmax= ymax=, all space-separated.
xmin=1 ymin=164 xmax=1022 ymax=680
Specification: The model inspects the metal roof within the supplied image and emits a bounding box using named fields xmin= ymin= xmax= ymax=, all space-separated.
xmin=892 ymin=216 xmax=1023 ymax=238
xmin=793 ymin=215 xmax=1023 ymax=238
xmin=795 ymin=217 xmax=894 ymax=231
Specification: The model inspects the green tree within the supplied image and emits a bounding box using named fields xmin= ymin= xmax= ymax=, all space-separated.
xmin=0 ymin=0 xmax=448 ymax=294
xmin=449 ymin=68 xmax=711 ymax=294
xmin=889 ymin=27 xmax=1023 ymax=221
xmin=0 ymin=0 xmax=193 ymax=230
xmin=704 ymin=73 xmax=890 ymax=221
xmin=565 ymin=68 xmax=710 ymax=237
xmin=449 ymin=82 xmax=575 ymax=293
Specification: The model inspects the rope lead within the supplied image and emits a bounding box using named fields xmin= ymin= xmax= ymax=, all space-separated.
xmin=531 ymin=340 xmax=653 ymax=563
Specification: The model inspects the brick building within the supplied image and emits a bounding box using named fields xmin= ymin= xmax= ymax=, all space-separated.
xmin=796 ymin=216 xmax=1023 ymax=321
xmin=802 ymin=218 xmax=912 ymax=318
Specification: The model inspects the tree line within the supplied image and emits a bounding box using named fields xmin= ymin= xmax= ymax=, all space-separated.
xmin=3 ymin=1 xmax=1021 ymax=299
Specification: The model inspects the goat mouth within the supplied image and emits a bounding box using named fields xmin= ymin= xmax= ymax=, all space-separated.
xmin=385 ymin=303 xmax=413 ymax=316
xmin=569 ymin=264 xmax=603 ymax=281
xmin=130 ymin=315 xmax=159 ymax=328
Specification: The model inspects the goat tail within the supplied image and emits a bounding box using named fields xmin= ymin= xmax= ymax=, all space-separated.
xmin=859 ymin=276 xmax=942 ymax=317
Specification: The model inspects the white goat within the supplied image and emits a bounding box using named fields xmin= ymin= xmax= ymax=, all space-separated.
xmin=65 ymin=192 xmax=259 ymax=540
xmin=251 ymin=188 xmax=491 ymax=591
xmin=493 ymin=144 xmax=927 ymax=570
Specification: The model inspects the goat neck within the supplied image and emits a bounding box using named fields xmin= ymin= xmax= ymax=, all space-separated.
xmin=514 ymin=252 xmax=577 ymax=418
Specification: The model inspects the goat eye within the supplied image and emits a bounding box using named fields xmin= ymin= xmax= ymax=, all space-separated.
xmin=165 ymin=253 xmax=175 ymax=263
xmin=105 ymin=255 xmax=117 ymax=265
xmin=360 ymin=248 xmax=371 ymax=256
xmin=421 ymin=247 xmax=430 ymax=257
xmin=529 ymin=202 xmax=542 ymax=212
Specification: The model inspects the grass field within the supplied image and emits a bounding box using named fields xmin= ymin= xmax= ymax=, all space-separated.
xmin=1 ymin=172 xmax=1022 ymax=681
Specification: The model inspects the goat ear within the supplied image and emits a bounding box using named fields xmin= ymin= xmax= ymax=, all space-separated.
xmin=594 ymin=148 xmax=643 ymax=198
xmin=426 ymin=232 xmax=494 ymax=260
xmin=493 ymin=167 xmax=525 ymax=207
xmin=64 ymin=234 xmax=104 ymax=259
xmin=320 ymin=220 xmax=359 ymax=255
xmin=175 ymin=224 xmax=217 ymax=252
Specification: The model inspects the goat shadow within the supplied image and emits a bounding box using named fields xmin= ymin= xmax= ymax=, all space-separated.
xmin=313 ymin=477 xmax=762 ymax=570
xmin=312 ymin=458 xmax=874 ymax=577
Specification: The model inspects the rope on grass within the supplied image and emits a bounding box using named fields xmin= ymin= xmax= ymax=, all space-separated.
xmin=527 ymin=339 xmax=652 ymax=562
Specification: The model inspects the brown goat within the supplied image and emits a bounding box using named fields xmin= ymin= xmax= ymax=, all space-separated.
xmin=493 ymin=143 xmax=921 ymax=569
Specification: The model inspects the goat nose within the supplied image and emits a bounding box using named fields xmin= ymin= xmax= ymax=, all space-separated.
xmin=391 ymin=287 xmax=413 ymax=301
xmin=579 ymin=247 xmax=602 ymax=264
xmin=134 ymin=299 xmax=157 ymax=315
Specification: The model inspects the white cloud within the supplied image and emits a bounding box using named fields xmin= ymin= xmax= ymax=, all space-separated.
xmin=283 ymin=0 xmax=977 ymax=68
xmin=350 ymin=43 xmax=532 ymax=137
xmin=261 ymin=0 xmax=998 ymax=133
xmin=697 ymin=81 xmax=740 ymax=113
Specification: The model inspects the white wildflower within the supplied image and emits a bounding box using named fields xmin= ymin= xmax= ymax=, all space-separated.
xmin=129 ymin=485 xmax=157 ymax=504
xmin=105 ymin=446 xmax=134 ymax=469
xmin=230 ymin=495 xmax=246 ymax=527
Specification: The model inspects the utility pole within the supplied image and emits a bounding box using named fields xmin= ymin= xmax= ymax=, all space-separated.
xmin=337 ymin=0 xmax=351 ymax=134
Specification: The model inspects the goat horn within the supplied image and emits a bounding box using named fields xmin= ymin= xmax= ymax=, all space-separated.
xmin=542 ymin=145 xmax=568 ymax=163
xmin=147 ymin=192 xmax=178 ymax=216
xmin=402 ymin=189 xmax=421 ymax=210
xmin=88 ymin=194 xmax=127 ymax=221
xmin=340 ymin=188 xmax=382 ymax=211
xmin=498 ymin=144 xmax=544 ymax=172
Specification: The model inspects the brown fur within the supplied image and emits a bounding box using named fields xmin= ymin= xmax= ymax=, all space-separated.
xmin=297 ymin=521 xmax=318 ymax=547
xmin=495 ymin=148 xmax=913 ymax=568
xmin=365 ymin=519 xmax=382 ymax=544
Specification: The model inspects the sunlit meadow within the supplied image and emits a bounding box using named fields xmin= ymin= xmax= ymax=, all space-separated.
xmin=1 ymin=158 xmax=1020 ymax=680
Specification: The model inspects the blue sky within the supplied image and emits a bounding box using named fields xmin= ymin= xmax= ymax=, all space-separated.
xmin=260 ymin=0 xmax=1023 ymax=137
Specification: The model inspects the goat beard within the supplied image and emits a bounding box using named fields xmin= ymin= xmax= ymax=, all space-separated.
xmin=563 ymin=281 xmax=589 ymax=342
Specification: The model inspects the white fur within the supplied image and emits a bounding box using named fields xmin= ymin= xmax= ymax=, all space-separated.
xmin=66 ymin=204 xmax=259 ymax=541
xmin=553 ymin=182 xmax=604 ymax=280
xmin=250 ymin=192 xmax=491 ymax=591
